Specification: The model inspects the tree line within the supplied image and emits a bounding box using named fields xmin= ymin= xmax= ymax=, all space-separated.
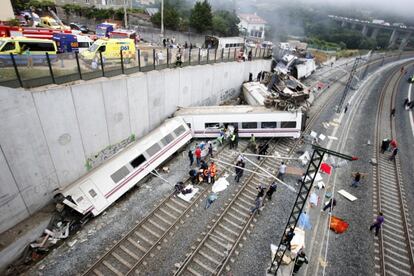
xmin=150 ymin=0 xmax=240 ymax=36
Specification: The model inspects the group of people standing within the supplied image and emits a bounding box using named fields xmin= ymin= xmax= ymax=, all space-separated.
xmin=188 ymin=142 xmax=216 ymax=184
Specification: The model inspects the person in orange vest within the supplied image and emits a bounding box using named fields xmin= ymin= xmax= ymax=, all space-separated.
xmin=209 ymin=161 xmax=217 ymax=184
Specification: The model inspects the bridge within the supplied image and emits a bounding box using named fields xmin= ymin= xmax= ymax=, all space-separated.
xmin=329 ymin=16 xmax=412 ymax=50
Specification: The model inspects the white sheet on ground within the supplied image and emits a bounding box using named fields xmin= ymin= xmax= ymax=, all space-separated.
xmin=338 ymin=189 xmax=357 ymax=201
xmin=178 ymin=185 xmax=199 ymax=202
xmin=212 ymin=177 xmax=230 ymax=193
xmin=309 ymin=192 xmax=319 ymax=206
xmin=291 ymin=228 xmax=306 ymax=255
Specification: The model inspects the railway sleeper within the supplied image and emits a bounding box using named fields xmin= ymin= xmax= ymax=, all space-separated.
xmin=111 ymin=251 xmax=133 ymax=269
xmin=186 ymin=265 xmax=203 ymax=276
xmin=134 ymin=230 xmax=156 ymax=245
xmin=230 ymin=206 xmax=250 ymax=218
xmin=223 ymin=217 xmax=244 ymax=229
xmin=198 ymin=250 xmax=222 ymax=266
xmin=159 ymin=207 xmax=179 ymax=220
xmin=154 ymin=212 xmax=174 ymax=225
xmin=171 ymin=197 xmax=190 ymax=209
xmin=193 ymin=257 xmax=217 ymax=274
xmin=102 ymin=260 xmax=124 ymax=276
xmin=214 ymin=229 xmax=236 ymax=243
xmin=227 ymin=211 xmax=247 ymax=223
xmin=119 ymin=244 xmax=139 ymax=260
xmin=204 ymin=241 xmax=226 ymax=257
xmin=127 ymin=237 xmax=148 ymax=253
xmin=233 ymin=201 xmax=251 ymax=212
xmin=383 ymin=246 xmax=411 ymax=261
xmin=384 ymin=259 xmax=412 ymax=275
xmin=218 ymin=222 xmax=241 ymax=237
xmin=208 ymin=236 xmax=231 ymax=251
xmin=147 ymin=218 xmax=168 ymax=232
xmin=165 ymin=202 xmax=185 ymax=213
xmin=383 ymin=240 xmax=412 ymax=256
xmin=141 ymin=224 xmax=162 ymax=239
xmin=92 ymin=268 xmax=105 ymax=276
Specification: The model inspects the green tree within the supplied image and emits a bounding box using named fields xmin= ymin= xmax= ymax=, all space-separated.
xmin=151 ymin=9 xmax=180 ymax=30
xmin=190 ymin=0 xmax=212 ymax=33
xmin=212 ymin=10 xmax=239 ymax=36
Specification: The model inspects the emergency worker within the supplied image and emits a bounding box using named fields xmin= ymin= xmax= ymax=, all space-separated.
xmin=209 ymin=162 xmax=217 ymax=184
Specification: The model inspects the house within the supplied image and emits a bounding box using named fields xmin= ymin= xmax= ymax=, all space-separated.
xmin=237 ymin=13 xmax=267 ymax=41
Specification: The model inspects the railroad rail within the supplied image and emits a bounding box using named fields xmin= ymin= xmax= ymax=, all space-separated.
xmin=173 ymin=53 xmax=414 ymax=276
xmin=172 ymin=69 xmax=341 ymax=275
xmin=372 ymin=63 xmax=414 ymax=276
xmin=81 ymin=52 xmax=414 ymax=276
xmin=81 ymin=138 xmax=261 ymax=276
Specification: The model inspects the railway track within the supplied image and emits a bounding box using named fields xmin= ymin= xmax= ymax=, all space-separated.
xmin=372 ymin=64 xmax=414 ymax=276
xmin=173 ymin=54 xmax=414 ymax=276
xmin=81 ymin=52 xmax=414 ymax=276
xmin=172 ymin=73 xmax=342 ymax=275
xmin=81 ymin=139 xmax=261 ymax=276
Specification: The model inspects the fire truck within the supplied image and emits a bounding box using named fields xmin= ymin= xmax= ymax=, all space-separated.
xmin=0 ymin=25 xmax=72 ymax=39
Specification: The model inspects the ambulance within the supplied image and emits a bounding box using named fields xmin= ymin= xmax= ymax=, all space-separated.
xmin=80 ymin=38 xmax=135 ymax=63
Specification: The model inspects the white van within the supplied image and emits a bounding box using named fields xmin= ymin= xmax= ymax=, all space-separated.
xmin=76 ymin=35 xmax=93 ymax=53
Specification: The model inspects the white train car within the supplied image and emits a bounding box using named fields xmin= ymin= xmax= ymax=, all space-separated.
xmin=174 ymin=106 xmax=304 ymax=139
xmin=58 ymin=117 xmax=192 ymax=216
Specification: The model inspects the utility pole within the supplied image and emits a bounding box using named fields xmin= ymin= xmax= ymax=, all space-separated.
xmin=123 ymin=0 xmax=128 ymax=28
xmin=160 ymin=0 xmax=164 ymax=41
xmin=267 ymin=145 xmax=358 ymax=275
xmin=336 ymin=57 xmax=360 ymax=113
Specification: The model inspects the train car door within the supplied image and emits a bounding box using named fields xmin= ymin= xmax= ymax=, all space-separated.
xmin=80 ymin=180 xmax=107 ymax=214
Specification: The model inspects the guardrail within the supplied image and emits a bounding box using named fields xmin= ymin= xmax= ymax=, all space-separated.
xmin=0 ymin=47 xmax=272 ymax=89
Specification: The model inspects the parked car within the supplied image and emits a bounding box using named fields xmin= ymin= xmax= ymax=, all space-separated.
xmin=69 ymin=23 xmax=89 ymax=34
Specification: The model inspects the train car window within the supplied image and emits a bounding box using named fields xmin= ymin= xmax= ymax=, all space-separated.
xmin=146 ymin=143 xmax=161 ymax=157
xmin=110 ymin=166 xmax=131 ymax=183
xmin=205 ymin=123 xmax=220 ymax=128
xmin=161 ymin=133 xmax=174 ymax=146
xmin=242 ymin=122 xmax=258 ymax=129
xmin=281 ymin=121 xmax=297 ymax=128
xmin=223 ymin=122 xmax=238 ymax=128
xmin=130 ymin=154 xmax=146 ymax=168
xmin=174 ymin=125 xmax=186 ymax=136
xmin=261 ymin=122 xmax=277 ymax=128
xmin=89 ymin=189 xmax=97 ymax=198
xmin=76 ymin=196 xmax=84 ymax=203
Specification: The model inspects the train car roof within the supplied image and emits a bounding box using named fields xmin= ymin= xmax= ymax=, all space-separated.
xmin=174 ymin=105 xmax=299 ymax=116
xmin=60 ymin=117 xmax=188 ymax=191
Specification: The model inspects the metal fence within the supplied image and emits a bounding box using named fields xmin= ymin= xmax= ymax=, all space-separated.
xmin=0 ymin=47 xmax=272 ymax=89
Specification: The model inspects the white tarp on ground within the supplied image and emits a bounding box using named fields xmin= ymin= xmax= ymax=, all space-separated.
xmin=291 ymin=227 xmax=306 ymax=255
xmin=212 ymin=177 xmax=230 ymax=193
xmin=177 ymin=185 xmax=199 ymax=202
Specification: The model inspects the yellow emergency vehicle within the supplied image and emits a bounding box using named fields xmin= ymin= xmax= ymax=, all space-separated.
xmin=39 ymin=17 xmax=69 ymax=30
xmin=80 ymin=38 xmax=135 ymax=63
xmin=0 ymin=37 xmax=57 ymax=66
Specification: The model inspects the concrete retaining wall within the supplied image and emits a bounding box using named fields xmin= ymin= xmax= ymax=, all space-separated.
xmin=0 ymin=59 xmax=271 ymax=233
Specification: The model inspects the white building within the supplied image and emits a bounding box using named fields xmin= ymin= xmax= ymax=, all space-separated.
xmin=0 ymin=0 xmax=14 ymax=21
xmin=237 ymin=13 xmax=267 ymax=41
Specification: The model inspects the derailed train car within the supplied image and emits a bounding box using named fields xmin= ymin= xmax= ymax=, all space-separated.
xmin=56 ymin=117 xmax=192 ymax=216
xmin=174 ymin=105 xmax=304 ymax=139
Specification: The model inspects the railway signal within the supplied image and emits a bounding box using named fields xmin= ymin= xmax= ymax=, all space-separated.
xmin=268 ymin=145 xmax=358 ymax=275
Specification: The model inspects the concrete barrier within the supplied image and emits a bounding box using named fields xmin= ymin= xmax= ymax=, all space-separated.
xmin=0 ymin=59 xmax=271 ymax=234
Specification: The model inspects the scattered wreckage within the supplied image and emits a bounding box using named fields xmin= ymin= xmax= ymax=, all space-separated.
xmin=243 ymin=71 xmax=311 ymax=113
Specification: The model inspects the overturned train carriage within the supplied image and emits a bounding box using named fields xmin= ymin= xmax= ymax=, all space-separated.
xmin=56 ymin=117 xmax=192 ymax=216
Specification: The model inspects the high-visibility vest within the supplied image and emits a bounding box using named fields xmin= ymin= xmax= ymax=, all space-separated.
xmin=231 ymin=134 xmax=236 ymax=141
xmin=209 ymin=165 xmax=216 ymax=176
